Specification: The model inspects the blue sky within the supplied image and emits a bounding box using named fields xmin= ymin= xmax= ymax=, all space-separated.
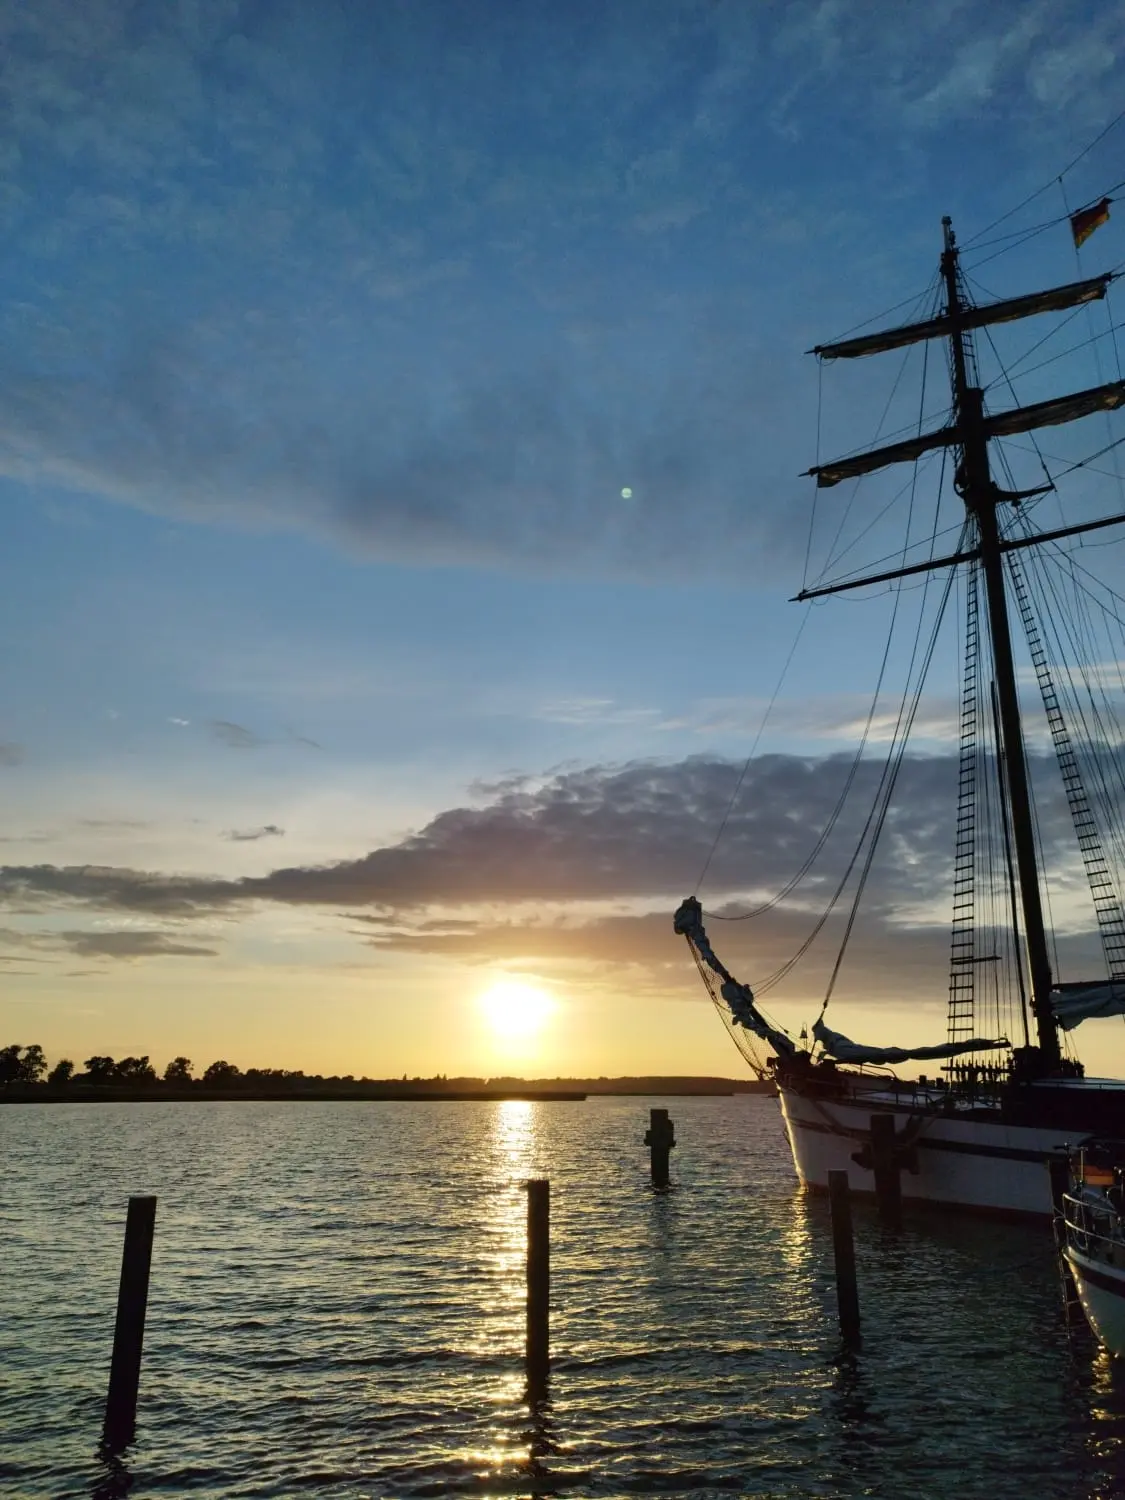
xmin=3 ymin=0 xmax=1125 ymax=1076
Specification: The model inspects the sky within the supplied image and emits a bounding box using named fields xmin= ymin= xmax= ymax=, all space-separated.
xmin=4 ymin=0 xmax=1125 ymax=1078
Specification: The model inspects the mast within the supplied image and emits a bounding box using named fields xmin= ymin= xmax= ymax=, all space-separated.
xmin=802 ymin=218 xmax=1125 ymax=1075
xmin=938 ymin=217 xmax=1060 ymax=1068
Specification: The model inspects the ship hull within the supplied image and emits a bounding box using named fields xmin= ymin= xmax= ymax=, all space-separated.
xmin=776 ymin=1076 xmax=1125 ymax=1218
xmin=1065 ymin=1245 xmax=1125 ymax=1356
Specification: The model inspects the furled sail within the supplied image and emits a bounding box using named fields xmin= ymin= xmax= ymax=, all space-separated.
xmin=812 ymin=1019 xmax=1008 ymax=1066
xmin=673 ymin=897 xmax=796 ymax=1056
xmin=1051 ymin=981 xmax=1125 ymax=1030
xmin=813 ymin=274 xmax=1114 ymax=361
xmin=809 ymin=379 xmax=1125 ymax=487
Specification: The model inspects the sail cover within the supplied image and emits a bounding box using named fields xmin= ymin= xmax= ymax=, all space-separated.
xmin=1051 ymin=980 xmax=1125 ymax=1030
xmin=673 ymin=897 xmax=796 ymax=1056
xmin=812 ymin=1019 xmax=1008 ymax=1066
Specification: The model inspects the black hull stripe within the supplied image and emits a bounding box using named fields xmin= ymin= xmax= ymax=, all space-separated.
xmin=1068 ymin=1255 xmax=1125 ymax=1301
xmin=788 ymin=1113 xmax=1051 ymax=1163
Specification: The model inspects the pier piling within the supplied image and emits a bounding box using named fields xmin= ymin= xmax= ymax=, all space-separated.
xmin=869 ymin=1113 xmax=902 ymax=1220
xmin=644 ymin=1107 xmax=676 ymax=1189
xmin=828 ymin=1170 xmax=861 ymax=1345
xmin=525 ymin=1179 xmax=549 ymax=1400
xmin=104 ymin=1195 xmax=157 ymax=1449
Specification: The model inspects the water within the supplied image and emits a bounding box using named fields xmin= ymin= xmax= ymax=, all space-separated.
xmin=3 ymin=1095 xmax=1124 ymax=1498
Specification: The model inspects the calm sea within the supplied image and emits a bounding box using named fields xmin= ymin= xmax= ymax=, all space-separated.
xmin=3 ymin=1095 xmax=1123 ymax=1499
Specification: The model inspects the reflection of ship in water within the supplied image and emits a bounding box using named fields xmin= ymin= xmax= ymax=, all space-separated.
xmin=678 ymin=212 xmax=1125 ymax=1216
xmin=1062 ymin=1141 xmax=1125 ymax=1356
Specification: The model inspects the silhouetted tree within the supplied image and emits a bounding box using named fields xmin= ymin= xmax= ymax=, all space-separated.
xmin=115 ymin=1056 xmax=157 ymax=1084
xmin=18 ymin=1044 xmax=47 ymax=1083
xmin=84 ymin=1055 xmax=117 ymax=1084
xmin=202 ymin=1059 xmax=241 ymax=1085
xmin=0 ymin=1044 xmax=23 ymax=1085
xmin=163 ymin=1056 xmax=193 ymax=1084
xmin=47 ymin=1059 xmax=74 ymax=1086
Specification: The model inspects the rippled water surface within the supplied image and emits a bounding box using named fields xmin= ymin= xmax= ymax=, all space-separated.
xmin=4 ymin=1096 xmax=1125 ymax=1498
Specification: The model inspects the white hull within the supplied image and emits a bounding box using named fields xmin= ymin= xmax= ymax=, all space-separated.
xmin=778 ymin=1081 xmax=1071 ymax=1217
xmin=1066 ymin=1245 xmax=1125 ymax=1356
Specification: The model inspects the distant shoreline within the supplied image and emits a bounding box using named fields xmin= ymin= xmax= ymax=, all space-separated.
xmin=1 ymin=1077 xmax=777 ymax=1105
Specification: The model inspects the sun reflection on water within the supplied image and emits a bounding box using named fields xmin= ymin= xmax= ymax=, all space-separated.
xmin=454 ymin=1100 xmax=549 ymax=1489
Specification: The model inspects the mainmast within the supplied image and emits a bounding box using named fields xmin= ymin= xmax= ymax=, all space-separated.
xmin=800 ymin=217 xmax=1125 ymax=1076
xmin=937 ymin=217 xmax=1058 ymax=1067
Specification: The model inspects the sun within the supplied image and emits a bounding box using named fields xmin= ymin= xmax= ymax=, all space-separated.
xmin=478 ymin=978 xmax=554 ymax=1040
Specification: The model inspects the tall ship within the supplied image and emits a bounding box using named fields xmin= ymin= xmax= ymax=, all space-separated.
xmin=677 ymin=212 xmax=1125 ymax=1217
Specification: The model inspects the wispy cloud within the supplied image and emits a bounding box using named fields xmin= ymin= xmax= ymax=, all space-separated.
xmin=224 ymin=824 xmax=285 ymax=843
xmin=60 ymin=930 xmax=218 ymax=961
xmin=0 ymin=742 xmax=25 ymax=766
xmin=209 ymin=720 xmax=263 ymax=750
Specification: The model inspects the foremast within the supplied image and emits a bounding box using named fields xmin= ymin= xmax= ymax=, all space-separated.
xmin=937 ymin=217 xmax=1058 ymax=1069
xmin=802 ymin=218 xmax=1125 ymax=1077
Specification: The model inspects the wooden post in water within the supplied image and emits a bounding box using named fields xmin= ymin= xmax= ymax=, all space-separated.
xmin=644 ymin=1107 xmax=676 ymax=1189
xmin=869 ymin=1113 xmax=902 ymax=1220
xmin=1048 ymin=1152 xmax=1070 ymax=1212
xmin=104 ymin=1195 xmax=157 ymax=1449
xmin=525 ymin=1179 xmax=549 ymax=1400
xmin=828 ymin=1170 xmax=861 ymax=1345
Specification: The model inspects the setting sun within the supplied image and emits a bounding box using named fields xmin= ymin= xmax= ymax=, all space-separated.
xmin=478 ymin=978 xmax=554 ymax=1040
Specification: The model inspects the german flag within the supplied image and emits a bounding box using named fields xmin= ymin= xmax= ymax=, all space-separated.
xmin=1071 ymin=196 xmax=1111 ymax=249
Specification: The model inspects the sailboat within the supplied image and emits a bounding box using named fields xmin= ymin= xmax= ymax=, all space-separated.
xmin=676 ymin=215 xmax=1125 ymax=1218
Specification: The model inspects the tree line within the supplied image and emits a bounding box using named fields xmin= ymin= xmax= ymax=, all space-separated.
xmin=0 ymin=1044 xmax=361 ymax=1090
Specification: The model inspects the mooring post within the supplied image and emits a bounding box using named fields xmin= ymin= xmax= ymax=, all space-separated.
xmin=644 ymin=1107 xmax=676 ymax=1189
xmin=869 ymin=1113 xmax=901 ymax=1220
xmin=104 ymin=1195 xmax=157 ymax=1449
xmin=827 ymin=1170 xmax=861 ymax=1345
xmin=1047 ymin=1151 xmax=1070 ymax=1213
xmin=525 ymin=1179 xmax=549 ymax=1400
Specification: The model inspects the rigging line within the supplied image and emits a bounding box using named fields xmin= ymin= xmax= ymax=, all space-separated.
xmin=983 ymin=316 xmax=1125 ymax=391
xmin=1042 ymin=537 xmax=1125 ymax=624
xmin=693 ymin=607 xmax=811 ymax=897
xmin=709 ymin=554 xmax=913 ymax=923
xmin=813 ymin=269 xmax=942 ymax=370
xmin=817 ymin=547 xmax=961 ymax=1017
xmin=1021 ymin=540 xmax=1125 ymax=905
xmin=745 ymin=346 xmax=941 ymax=940
xmin=1004 ymin=432 xmax=1125 ymax=482
xmin=815 ymin=284 xmax=945 ymax=588
xmin=1015 ymin=516 xmax=1125 ymax=886
xmin=962 ymin=217 xmax=1061 ymax=273
xmin=768 ymin=497 xmax=955 ymax=998
xmin=804 ymin=359 xmax=824 ymax=593
xmin=977 ymin=321 xmax=1054 ymax=487
xmin=963 ymin=104 xmax=1125 ymax=248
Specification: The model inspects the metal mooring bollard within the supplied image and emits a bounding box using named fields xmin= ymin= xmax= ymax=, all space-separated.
xmin=104 ymin=1195 xmax=157 ymax=1449
xmin=644 ymin=1107 xmax=676 ymax=1188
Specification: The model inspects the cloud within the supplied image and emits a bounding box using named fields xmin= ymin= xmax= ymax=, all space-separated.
xmin=0 ymin=748 xmax=1091 ymax=925
xmin=209 ymin=720 xmax=263 ymax=750
xmin=0 ymin=743 xmax=25 ymax=766
xmin=4 ymin=3 xmax=1117 ymax=582
xmin=59 ymin=929 xmax=219 ymax=961
xmin=224 ymin=824 xmax=285 ymax=842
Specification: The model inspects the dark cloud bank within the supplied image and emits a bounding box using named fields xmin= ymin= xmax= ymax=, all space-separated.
xmin=0 ymin=751 xmax=1104 ymax=992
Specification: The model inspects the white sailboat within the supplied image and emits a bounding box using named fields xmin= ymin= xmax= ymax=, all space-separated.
xmin=1061 ymin=1143 xmax=1125 ymax=1353
xmin=677 ymin=215 xmax=1125 ymax=1218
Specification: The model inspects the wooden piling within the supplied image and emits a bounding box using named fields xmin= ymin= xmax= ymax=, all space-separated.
xmin=1047 ymin=1152 xmax=1070 ymax=1213
xmin=828 ymin=1170 xmax=861 ymax=1345
xmin=104 ymin=1195 xmax=157 ymax=1448
xmin=869 ymin=1113 xmax=902 ymax=1220
xmin=525 ymin=1179 xmax=549 ymax=1400
xmin=644 ymin=1107 xmax=676 ymax=1189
